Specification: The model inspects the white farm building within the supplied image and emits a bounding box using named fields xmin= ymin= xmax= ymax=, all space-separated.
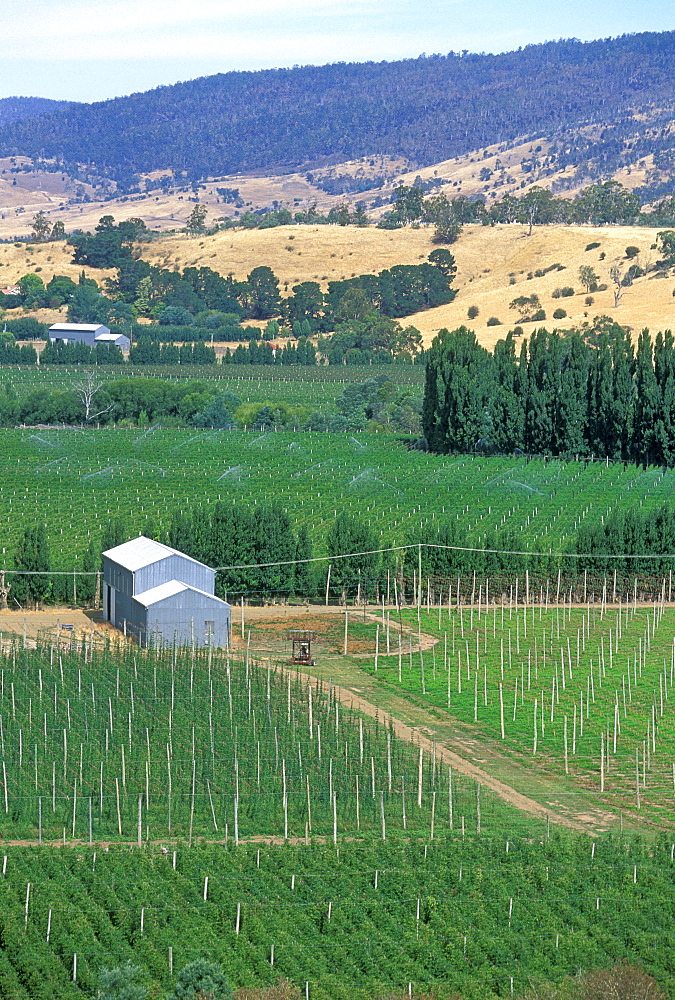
xmin=102 ymin=537 xmax=231 ymax=648
xmin=48 ymin=323 xmax=130 ymax=351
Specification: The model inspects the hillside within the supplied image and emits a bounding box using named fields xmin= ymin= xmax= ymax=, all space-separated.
xmin=0 ymin=33 xmax=674 ymax=188
xmin=0 ymin=96 xmax=72 ymax=128
xmin=134 ymin=223 xmax=674 ymax=347
xmin=0 ymin=222 xmax=672 ymax=347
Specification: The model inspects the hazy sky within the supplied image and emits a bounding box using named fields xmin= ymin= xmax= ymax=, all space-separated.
xmin=2 ymin=0 xmax=673 ymax=103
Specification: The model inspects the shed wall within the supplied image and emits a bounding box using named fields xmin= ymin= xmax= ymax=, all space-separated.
xmin=49 ymin=329 xmax=97 ymax=346
xmin=133 ymin=590 xmax=230 ymax=648
xmin=102 ymin=558 xmax=141 ymax=633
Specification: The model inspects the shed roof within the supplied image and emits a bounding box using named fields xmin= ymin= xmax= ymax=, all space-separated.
xmin=49 ymin=323 xmax=108 ymax=332
xmin=103 ymin=536 xmax=212 ymax=574
xmin=95 ymin=332 xmax=128 ymax=342
xmin=133 ymin=580 xmax=230 ymax=609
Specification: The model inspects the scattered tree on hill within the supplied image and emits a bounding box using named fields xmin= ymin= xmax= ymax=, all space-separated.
xmin=185 ymin=204 xmax=208 ymax=234
xmin=245 ymin=266 xmax=281 ymax=319
xmin=578 ymin=265 xmax=599 ymax=293
xmin=509 ymin=294 xmax=542 ymax=322
xmin=31 ymin=211 xmax=51 ymax=241
xmin=609 ymin=263 xmax=624 ymax=307
xmin=18 ymin=273 xmax=46 ymax=309
xmin=656 ymin=230 xmax=675 ymax=266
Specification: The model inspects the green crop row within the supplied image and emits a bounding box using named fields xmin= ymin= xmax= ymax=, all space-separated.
xmin=0 ymin=834 xmax=673 ymax=1000
xmin=362 ymin=600 xmax=675 ymax=825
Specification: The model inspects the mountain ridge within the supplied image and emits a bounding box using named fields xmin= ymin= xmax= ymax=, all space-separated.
xmin=1 ymin=32 xmax=674 ymax=187
xmin=0 ymin=96 xmax=74 ymax=128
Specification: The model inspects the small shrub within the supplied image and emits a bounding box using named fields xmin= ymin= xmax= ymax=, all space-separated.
xmin=625 ymin=245 xmax=640 ymax=259
xmin=597 ymin=282 xmax=608 ymax=291
xmin=534 ymin=269 xmax=544 ymax=277
xmin=552 ymin=288 xmax=561 ymax=298
xmin=486 ymin=316 xmax=501 ymax=326
xmin=531 ymin=309 xmax=546 ymax=321
xmin=553 ymin=308 xmax=567 ymax=319
xmin=585 ymin=241 xmax=601 ymax=251
xmin=509 ymin=276 xmax=516 ymax=285
xmin=585 ymin=296 xmax=594 ymax=306
xmin=599 ymin=251 xmax=606 ymax=260
xmin=467 ymin=305 xmax=479 ymax=319
xmin=560 ymin=286 xmax=574 ymax=297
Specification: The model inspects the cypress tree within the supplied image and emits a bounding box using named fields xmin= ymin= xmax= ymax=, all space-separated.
xmin=632 ymin=329 xmax=661 ymax=466
xmin=492 ymin=332 xmax=525 ymax=451
xmin=654 ymin=330 xmax=675 ymax=465
xmin=13 ymin=524 xmax=50 ymax=608
xmin=422 ymin=327 xmax=494 ymax=452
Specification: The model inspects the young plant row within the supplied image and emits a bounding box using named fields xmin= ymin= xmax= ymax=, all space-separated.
xmin=0 ymin=638 xmax=518 ymax=842
xmin=364 ymin=592 xmax=675 ymax=824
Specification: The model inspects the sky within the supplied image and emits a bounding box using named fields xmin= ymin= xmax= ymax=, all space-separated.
xmin=1 ymin=0 xmax=673 ymax=103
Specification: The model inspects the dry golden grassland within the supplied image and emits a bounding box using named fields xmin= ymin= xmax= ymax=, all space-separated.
xmin=0 ymin=220 xmax=672 ymax=351
xmin=139 ymin=222 xmax=674 ymax=348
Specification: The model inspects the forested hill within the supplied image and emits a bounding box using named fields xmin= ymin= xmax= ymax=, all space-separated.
xmin=0 ymin=97 xmax=73 ymax=128
xmin=1 ymin=32 xmax=674 ymax=185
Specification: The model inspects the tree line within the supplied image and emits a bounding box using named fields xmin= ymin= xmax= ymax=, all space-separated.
xmin=575 ymin=499 xmax=675 ymax=581
xmin=386 ymin=180 xmax=675 ymax=245
xmin=10 ymin=497 xmax=675 ymax=609
xmin=423 ymin=323 xmax=675 ymax=466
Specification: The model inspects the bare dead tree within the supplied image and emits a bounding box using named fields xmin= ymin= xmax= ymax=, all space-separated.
xmin=609 ymin=264 xmax=624 ymax=307
xmin=71 ymin=372 xmax=113 ymax=422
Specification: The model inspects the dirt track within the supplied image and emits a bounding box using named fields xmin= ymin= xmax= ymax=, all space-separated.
xmin=277 ymin=664 xmax=605 ymax=835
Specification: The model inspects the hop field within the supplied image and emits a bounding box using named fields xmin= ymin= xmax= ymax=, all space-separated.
xmin=0 ymin=835 xmax=674 ymax=1000
xmin=0 ymin=637 xmax=523 ymax=844
xmin=360 ymin=597 xmax=675 ymax=826
xmin=2 ymin=427 xmax=675 ymax=575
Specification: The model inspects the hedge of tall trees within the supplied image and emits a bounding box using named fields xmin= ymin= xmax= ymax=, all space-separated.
xmin=166 ymin=505 xmax=315 ymax=601
xmin=575 ymin=499 xmax=675 ymax=582
xmin=423 ymin=324 xmax=675 ymax=466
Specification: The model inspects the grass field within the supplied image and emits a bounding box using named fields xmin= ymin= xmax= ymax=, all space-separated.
xmin=2 ymin=428 xmax=675 ymax=570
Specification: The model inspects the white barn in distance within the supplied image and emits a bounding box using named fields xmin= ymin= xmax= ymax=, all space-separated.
xmin=48 ymin=323 xmax=130 ymax=351
xmin=102 ymin=536 xmax=230 ymax=648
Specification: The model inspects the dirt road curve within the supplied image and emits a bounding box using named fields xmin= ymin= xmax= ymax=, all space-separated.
xmin=281 ymin=667 xmax=598 ymax=835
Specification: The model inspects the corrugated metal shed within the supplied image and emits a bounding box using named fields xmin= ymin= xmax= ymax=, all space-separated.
xmin=49 ymin=323 xmax=109 ymax=333
xmin=102 ymin=536 xmax=230 ymax=648
xmin=133 ymin=580 xmax=190 ymax=605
